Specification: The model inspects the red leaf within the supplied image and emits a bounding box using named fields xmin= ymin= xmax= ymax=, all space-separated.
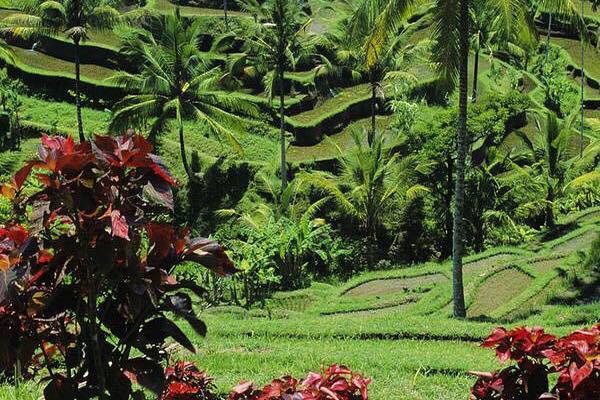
xmin=146 ymin=223 xmax=175 ymax=265
xmin=569 ymin=361 xmax=593 ymax=388
xmin=111 ymin=210 xmax=129 ymax=240
xmin=183 ymin=237 xmax=237 ymax=276
xmin=13 ymin=162 xmax=35 ymax=189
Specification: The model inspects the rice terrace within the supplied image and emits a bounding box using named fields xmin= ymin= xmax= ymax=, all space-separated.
xmin=0 ymin=0 xmax=598 ymax=399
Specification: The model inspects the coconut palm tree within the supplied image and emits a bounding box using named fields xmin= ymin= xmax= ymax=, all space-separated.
xmin=512 ymin=108 xmax=585 ymax=229
xmin=238 ymin=0 xmax=311 ymax=190
xmin=315 ymin=2 xmax=420 ymax=148
xmin=109 ymin=9 xmax=259 ymax=180
xmin=429 ymin=0 xmax=537 ymax=317
xmin=3 ymin=0 xmax=119 ymax=142
xmin=429 ymin=0 xmax=469 ymax=318
xmin=469 ymin=0 xmax=537 ymax=101
xmin=300 ymin=129 xmax=427 ymax=267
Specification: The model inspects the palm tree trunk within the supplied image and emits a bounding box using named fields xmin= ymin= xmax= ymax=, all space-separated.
xmin=443 ymin=154 xmax=453 ymax=259
xmin=74 ymin=39 xmax=85 ymax=143
xmin=545 ymin=13 xmax=553 ymax=61
xmin=369 ymin=79 xmax=376 ymax=147
xmin=580 ymin=0 xmax=585 ymax=158
xmin=366 ymin=218 xmax=376 ymax=269
xmin=452 ymin=0 xmax=469 ymax=319
xmin=178 ymin=117 xmax=194 ymax=180
xmin=224 ymin=0 xmax=229 ymax=30
xmin=279 ymin=68 xmax=287 ymax=190
xmin=472 ymin=49 xmax=480 ymax=102
xmin=546 ymin=184 xmax=555 ymax=229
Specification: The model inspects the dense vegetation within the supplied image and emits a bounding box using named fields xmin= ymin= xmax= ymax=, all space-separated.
xmin=0 ymin=0 xmax=598 ymax=398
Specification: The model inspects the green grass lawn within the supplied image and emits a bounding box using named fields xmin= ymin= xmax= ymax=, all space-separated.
xmin=188 ymin=333 xmax=497 ymax=400
xmin=162 ymin=216 xmax=599 ymax=399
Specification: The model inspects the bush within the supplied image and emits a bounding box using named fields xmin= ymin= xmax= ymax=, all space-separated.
xmin=0 ymin=134 xmax=236 ymax=399
xmin=470 ymin=325 xmax=600 ymax=400
xmin=160 ymin=361 xmax=216 ymax=400
xmin=229 ymin=364 xmax=371 ymax=400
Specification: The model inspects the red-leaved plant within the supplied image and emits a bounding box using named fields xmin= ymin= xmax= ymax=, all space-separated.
xmin=0 ymin=133 xmax=236 ymax=399
xmin=470 ymin=324 xmax=599 ymax=400
xmin=228 ymin=364 xmax=371 ymax=400
xmin=159 ymin=361 xmax=216 ymax=400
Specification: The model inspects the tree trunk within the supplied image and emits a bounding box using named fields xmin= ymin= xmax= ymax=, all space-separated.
xmin=74 ymin=39 xmax=85 ymax=143
xmin=545 ymin=13 xmax=553 ymax=61
xmin=443 ymin=154 xmax=454 ymax=259
xmin=472 ymin=49 xmax=480 ymax=102
xmin=224 ymin=0 xmax=229 ymax=30
xmin=546 ymin=182 xmax=555 ymax=229
xmin=452 ymin=0 xmax=469 ymax=319
xmin=279 ymin=68 xmax=287 ymax=190
xmin=87 ymin=268 xmax=105 ymax=399
xmin=369 ymin=80 xmax=376 ymax=147
xmin=178 ymin=116 xmax=194 ymax=180
xmin=580 ymin=0 xmax=585 ymax=158
xmin=366 ymin=219 xmax=376 ymax=269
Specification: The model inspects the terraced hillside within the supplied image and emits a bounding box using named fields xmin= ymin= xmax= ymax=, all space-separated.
xmin=178 ymin=209 xmax=598 ymax=399
xmin=3 ymin=207 xmax=596 ymax=400
xmin=3 ymin=0 xmax=596 ymax=166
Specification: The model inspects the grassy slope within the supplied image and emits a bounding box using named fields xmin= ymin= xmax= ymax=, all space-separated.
xmin=0 ymin=96 xmax=278 ymax=180
xmin=7 ymin=45 xmax=117 ymax=85
xmin=173 ymin=216 xmax=598 ymax=399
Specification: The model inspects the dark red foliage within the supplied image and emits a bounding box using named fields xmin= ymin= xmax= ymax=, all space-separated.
xmin=481 ymin=327 xmax=557 ymax=363
xmin=0 ymin=133 xmax=236 ymax=399
xmin=160 ymin=361 xmax=216 ymax=400
xmin=228 ymin=364 xmax=371 ymax=400
xmin=471 ymin=324 xmax=600 ymax=400
xmin=542 ymin=324 xmax=600 ymax=400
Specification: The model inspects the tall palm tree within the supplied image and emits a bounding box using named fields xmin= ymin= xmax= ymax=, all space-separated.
xmin=430 ymin=0 xmax=469 ymax=318
xmin=3 ymin=0 xmax=119 ymax=142
xmin=238 ymin=0 xmax=311 ymax=190
xmin=431 ymin=0 xmax=535 ymax=317
xmin=469 ymin=0 xmax=537 ymax=101
xmin=110 ymin=9 xmax=259 ymax=180
xmin=350 ymin=0 xmax=418 ymax=146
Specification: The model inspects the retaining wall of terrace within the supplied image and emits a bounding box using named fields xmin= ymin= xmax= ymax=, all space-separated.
xmin=287 ymin=96 xmax=376 ymax=145
xmin=3 ymin=63 xmax=126 ymax=106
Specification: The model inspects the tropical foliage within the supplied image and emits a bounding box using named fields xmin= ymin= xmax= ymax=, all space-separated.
xmin=0 ymin=133 xmax=235 ymax=398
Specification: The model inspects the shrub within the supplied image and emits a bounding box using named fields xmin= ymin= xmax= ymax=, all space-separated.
xmin=229 ymin=364 xmax=371 ymax=400
xmin=470 ymin=325 xmax=600 ymax=400
xmin=160 ymin=361 xmax=216 ymax=400
xmin=0 ymin=134 xmax=236 ymax=399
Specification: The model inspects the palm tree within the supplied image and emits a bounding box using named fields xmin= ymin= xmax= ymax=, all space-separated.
xmin=431 ymin=0 xmax=536 ymax=317
xmin=238 ymin=0 xmax=311 ymax=190
xmin=536 ymin=0 xmax=589 ymax=55
xmin=350 ymin=0 xmax=418 ymax=146
xmin=430 ymin=0 xmax=469 ymax=318
xmin=3 ymin=0 xmax=119 ymax=142
xmin=110 ymin=9 xmax=259 ymax=180
xmin=301 ymin=130 xmax=426 ymax=268
xmin=469 ymin=0 xmax=537 ymax=101
xmin=528 ymin=108 xmax=582 ymax=228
